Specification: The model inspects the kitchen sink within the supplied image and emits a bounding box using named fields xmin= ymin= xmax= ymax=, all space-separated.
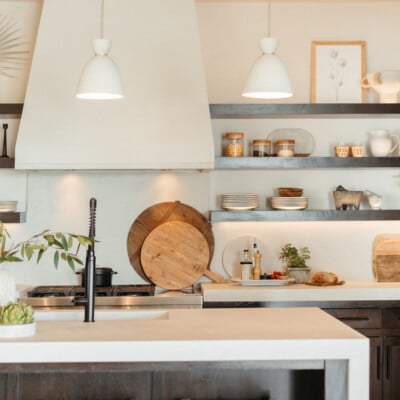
xmin=34 ymin=309 xmax=170 ymax=321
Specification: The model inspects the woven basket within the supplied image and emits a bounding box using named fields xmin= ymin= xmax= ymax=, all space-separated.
xmin=351 ymin=146 xmax=365 ymax=157
xmin=335 ymin=145 xmax=350 ymax=157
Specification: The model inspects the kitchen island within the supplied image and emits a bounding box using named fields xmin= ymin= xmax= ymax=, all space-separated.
xmin=0 ymin=308 xmax=368 ymax=400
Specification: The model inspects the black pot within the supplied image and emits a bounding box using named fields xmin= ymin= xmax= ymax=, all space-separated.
xmin=76 ymin=267 xmax=118 ymax=287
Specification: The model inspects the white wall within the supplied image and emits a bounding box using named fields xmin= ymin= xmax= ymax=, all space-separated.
xmin=196 ymin=0 xmax=400 ymax=103
xmin=3 ymin=0 xmax=400 ymax=286
xmin=4 ymin=170 xmax=210 ymax=286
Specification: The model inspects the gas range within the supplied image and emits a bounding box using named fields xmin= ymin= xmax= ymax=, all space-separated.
xmin=20 ymin=284 xmax=202 ymax=309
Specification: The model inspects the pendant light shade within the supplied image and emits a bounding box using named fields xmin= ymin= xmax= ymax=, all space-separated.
xmin=242 ymin=37 xmax=292 ymax=99
xmin=76 ymin=0 xmax=123 ymax=100
xmin=76 ymin=39 xmax=123 ymax=100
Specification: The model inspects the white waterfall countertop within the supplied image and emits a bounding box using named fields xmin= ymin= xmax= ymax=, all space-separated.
xmin=0 ymin=308 xmax=368 ymax=399
xmin=201 ymin=281 xmax=400 ymax=303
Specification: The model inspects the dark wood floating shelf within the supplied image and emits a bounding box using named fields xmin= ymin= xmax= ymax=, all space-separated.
xmin=209 ymin=103 xmax=400 ymax=118
xmin=0 ymin=212 xmax=26 ymax=223
xmin=210 ymin=209 xmax=400 ymax=222
xmin=215 ymin=156 xmax=400 ymax=169
xmin=0 ymin=103 xmax=24 ymax=118
xmin=0 ymin=158 xmax=15 ymax=168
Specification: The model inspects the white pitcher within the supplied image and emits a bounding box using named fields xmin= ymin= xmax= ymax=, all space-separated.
xmin=361 ymin=71 xmax=400 ymax=103
xmin=368 ymin=130 xmax=399 ymax=157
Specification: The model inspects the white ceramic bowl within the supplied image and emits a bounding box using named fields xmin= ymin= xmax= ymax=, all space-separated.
xmin=368 ymin=195 xmax=383 ymax=210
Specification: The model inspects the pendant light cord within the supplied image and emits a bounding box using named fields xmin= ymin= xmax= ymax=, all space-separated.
xmin=267 ymin=1 xmax=271 ymax=37
xmin=100 ymin=0 xmax=104 ymax=38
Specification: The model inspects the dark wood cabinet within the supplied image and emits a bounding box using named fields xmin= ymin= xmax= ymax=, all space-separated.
xmin=283 ymin=304 xmax=400 ymax=400
xmin=369 ymin=336 xmax=383 ymax=400
xmin=363 ymin=334 xmax=400 ymax=400
xmin=0 ymin=361 xmax=324 ymax=400
xmin=382 ymin=336 xmax=400 ymax=400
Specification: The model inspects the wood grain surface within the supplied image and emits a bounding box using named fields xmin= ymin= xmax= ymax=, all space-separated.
xmin=127 ymin=201 xmax=214 ymax=281
xmin=140 ymin=221 xmax=210 ymax=290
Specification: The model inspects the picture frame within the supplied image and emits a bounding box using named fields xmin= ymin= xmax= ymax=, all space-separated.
xmin=310 ymin=40 xmax=366 ymax=103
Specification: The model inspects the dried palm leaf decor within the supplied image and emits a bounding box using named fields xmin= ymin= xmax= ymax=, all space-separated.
xmin=0 ymin=15 xmax=28 ymax=78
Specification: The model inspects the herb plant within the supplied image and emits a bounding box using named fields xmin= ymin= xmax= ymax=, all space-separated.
xmin=279 ymin=243 xmax=311 ymax=268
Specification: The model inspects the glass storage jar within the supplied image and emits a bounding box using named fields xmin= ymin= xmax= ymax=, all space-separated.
xmin=224 ymin=132 xmax=244 ymax=157
xmin=253 ymin=139 xmax=272 ymax=157
xmin=276 ymin=139 xmax=295 ymax=157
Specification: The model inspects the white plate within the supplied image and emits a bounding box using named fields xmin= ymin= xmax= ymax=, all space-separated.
xmin=271 ymin=205 xmax=308 ymax=210
xmin=222 ymin=235 xmax=268 ymax=279
xmin=222 ymin=205 xmax=258 ymax=211
xmin=232 ymin=278 xmax=295 ymax=286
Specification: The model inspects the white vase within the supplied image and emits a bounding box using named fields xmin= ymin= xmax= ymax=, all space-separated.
xmin=286 ymin=267 xmax=311 ymax=284
xmin=0 ymin=265 xmax=17 ymax=306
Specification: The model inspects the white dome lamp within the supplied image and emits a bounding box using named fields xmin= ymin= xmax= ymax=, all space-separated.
xmin=242 ymin=2 xmax=292 ymax=99
xmin=76 ymin=0 xmax=123 ymax=100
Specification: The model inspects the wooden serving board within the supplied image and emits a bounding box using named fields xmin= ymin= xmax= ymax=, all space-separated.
xmin=140 ymin=221 xmax=211 ymax=290
xmin=374 ymin=255 xmax=400 ymax=282
xmin=127 ymin=201 xmax=215 ymax=281
xmin=305 ymin=281 xmax=345 ymax=286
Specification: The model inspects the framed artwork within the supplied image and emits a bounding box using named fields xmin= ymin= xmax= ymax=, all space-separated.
xmin=310 ymin=41 xmax=366 ymax=103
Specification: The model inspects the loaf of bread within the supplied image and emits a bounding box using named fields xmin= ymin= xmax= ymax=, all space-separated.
xmin=311 ymin=271 xmax=338 ymax=284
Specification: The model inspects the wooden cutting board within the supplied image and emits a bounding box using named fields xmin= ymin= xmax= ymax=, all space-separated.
xmin=373 ymin=234 xmax=400 ymax=281
xmin=127 ymin=201 xmax=215 ymax=281
xmin=140 ymin=221 xmax=212 ymax=290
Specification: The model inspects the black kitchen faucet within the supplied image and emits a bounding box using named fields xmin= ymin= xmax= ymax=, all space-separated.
xmin=72 ymin=198 xmax=97 ymax=322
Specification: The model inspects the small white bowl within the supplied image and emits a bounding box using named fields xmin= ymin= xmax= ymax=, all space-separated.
xmin=368 ymin=195 xmax=383 ymax=210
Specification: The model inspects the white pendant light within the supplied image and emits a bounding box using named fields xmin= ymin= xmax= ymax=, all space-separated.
xmin=76 ymin=0 xmax=123 ymax=100
xmin=242 ymin=2 xmax=292 ymax=99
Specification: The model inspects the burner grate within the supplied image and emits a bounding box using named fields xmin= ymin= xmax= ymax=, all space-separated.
xmin=70 ymin=287 xmax=114 ymax=297
xmin=112 ymin=284 xmax=155 ymax=297
xmin=28 ymin=284 xmax=156 ymax=298
xmin=27 ymin=285 xmax=73 ymax=297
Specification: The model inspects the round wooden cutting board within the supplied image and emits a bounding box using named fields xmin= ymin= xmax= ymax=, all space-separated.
xmin=140 ymin=221 xmax=210 ymax=290
xmin=127 ymin=201 xmax=215 ymax=281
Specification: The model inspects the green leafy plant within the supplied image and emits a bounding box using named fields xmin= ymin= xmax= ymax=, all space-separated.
xmin=279 ymin=243 xmax=311 ymax=268
xmin=0 ymin=222 xmax=92 ymax=270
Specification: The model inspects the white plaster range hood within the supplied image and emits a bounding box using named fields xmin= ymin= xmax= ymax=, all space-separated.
xmin=16 ymin=0 xmax=214 ymax=170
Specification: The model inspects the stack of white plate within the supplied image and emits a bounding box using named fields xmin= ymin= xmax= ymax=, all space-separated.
xmin=221 ymin=194 xmax=259 ymax=210
xmin=270 ymin=196 xmax=308 ymax=210
xmin=0 ymin=201 xmax=18 ymax=212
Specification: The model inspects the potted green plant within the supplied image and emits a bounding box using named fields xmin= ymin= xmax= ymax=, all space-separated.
xmin=0 ymin=221 xmax=92 ymax=337
xmin=279 ymin=243 xmax=311 ymax=283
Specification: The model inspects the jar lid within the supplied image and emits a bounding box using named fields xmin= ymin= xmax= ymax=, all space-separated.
xmin=253 ymin=139 xmax=271 ymax=145
xmin=276 ymin=139 xmax=295 ymax=144
xmin=226 ymin=132 xmax=244 ymax=139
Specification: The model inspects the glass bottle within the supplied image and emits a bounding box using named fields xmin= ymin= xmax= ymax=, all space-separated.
xmin=240 ymin=249 xmax=253 ymax=280
xmin=250 ymin=239 xmax=258 ymax=266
